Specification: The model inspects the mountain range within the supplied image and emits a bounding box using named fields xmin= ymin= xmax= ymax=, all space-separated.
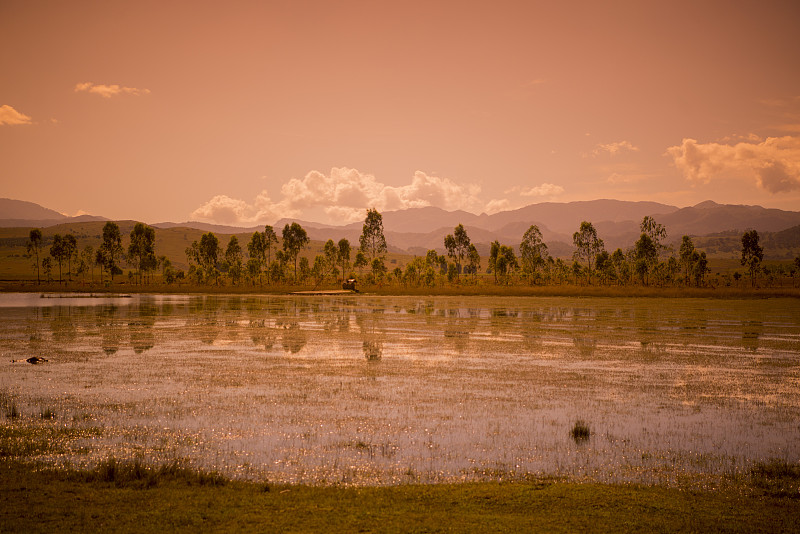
xmin=3 ymin=197 xmax=800 ymax=256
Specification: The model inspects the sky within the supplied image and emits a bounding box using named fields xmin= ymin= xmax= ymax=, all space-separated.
xmin=2 ymin=0 xmax=799 ymax=226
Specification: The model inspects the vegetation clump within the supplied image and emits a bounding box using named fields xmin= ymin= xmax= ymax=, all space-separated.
xmin=77 ymin=456 xmax=227 ymax=488
xmin=570 ymin=420 xmax=591 ymax=443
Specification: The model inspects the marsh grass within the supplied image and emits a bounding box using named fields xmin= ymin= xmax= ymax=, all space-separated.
xmin=77 ymin=456 xmax=227 ymax=488
xmin=570 ymin=420 xmax=591 ymax=443
xmin=39 ymin=407 xmax=56 ymax=419
xmin=749 ymin=459 xmax=800 ymax=497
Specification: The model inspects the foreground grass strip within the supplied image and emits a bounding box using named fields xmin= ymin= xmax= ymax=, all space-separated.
xmin=1 ymin=462 xmax=798 ymax=533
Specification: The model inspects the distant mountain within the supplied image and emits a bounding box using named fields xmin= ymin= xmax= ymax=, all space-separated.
xmin=0 ymin=198 xmax=65 ymax=220
xmin=4 ymin=197 xmax=800 ymax=257
xmin=153 ymin=221 xmax=263 ymax=234
xmin=0 ymin=198 xmax=108 ymax=228
xmin=658 ymin=201 xmax=800 ymax=237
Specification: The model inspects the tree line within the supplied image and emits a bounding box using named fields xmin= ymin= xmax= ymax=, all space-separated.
xmin=24 ymin=209 xmax=798 ymax=289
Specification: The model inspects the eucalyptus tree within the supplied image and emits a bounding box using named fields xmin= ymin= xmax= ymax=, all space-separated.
xmin=741 ymin=230 xmax=764 ymax=287
xmin=27 ymin=229 xmax=43 ymax=283
xmin=489 ymin=241 xmax=500 ymax=284
xmin=572 ymin=221 xmax=604 ymax=283
xmin=337 ymin=238 xmax=351 ymax=281
xmin=494 ymin=245 xmax=518 ymax=285
xmin=443 ymin=223 xmax=471 ymax=277
xmin=79 ymin=245 xmax=94 ymax=283
xmin=679 ymin=235 xmax=696 ymax=285
xmin=99 ymin=222 xmax=124 ymax=282
xmin=323 ymin=239 xmax=338 ymax=281
xmin=520 ymin=225 xmax=548 ymax=283
xmin=263 ymin=225 xmax=278 ymax=267
xmin=465 ymin=244 xmax=481 ymax=280
xmin=63 ymin=234 xmax=78 ymax=281
xmin=359 ymin=208 xmax=387 ymax=263
xmin=282 ymin=222 xmax=309 ymax=283
xmin=247 ymin=231 xmax=266 ymax=284
xmin=128 ymin=223 xmax=156 ymax=284
xmin=186 ymin=232 xmax=221 ymax=284
xmin=225 ymin=235 xmax=244 ymax=285
xmin=49 ymin=234 xmax=67 ymax=283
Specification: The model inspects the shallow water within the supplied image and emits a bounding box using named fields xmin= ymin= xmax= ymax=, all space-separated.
xmin=1 ymin=293 xmax=799 ymax=486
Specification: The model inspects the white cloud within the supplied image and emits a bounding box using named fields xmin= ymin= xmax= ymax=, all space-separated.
xmin=666 ymin=136 xmax=800 ymax=193
xmin=74 ymin=82 xmax=151 ymax=98
xmin=191 ymin=168 xmax=485 ymax=225
xmin=0 ymin=105 xmax=32 ymax=125
xmin=592 ymin=140 xmax=639 ymax=157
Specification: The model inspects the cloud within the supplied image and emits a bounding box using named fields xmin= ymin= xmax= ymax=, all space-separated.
xmin=592 ymin=140 xmax=639 ymax=157
xmin=0 ymin=105 xmax=32 ymax=125
xmin=666 ymin=136 xmax=800 ymax=193
xmin=74 ymin=82 xmax=151 ymax=98
xmin=191 ymin=168 xmax=485 ymax=225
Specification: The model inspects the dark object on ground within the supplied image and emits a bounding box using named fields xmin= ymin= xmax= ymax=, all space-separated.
xmin=342 ymin=278 xmax=358 ymax=291
xmin=26 ymin=356 xmax=48 ymax=364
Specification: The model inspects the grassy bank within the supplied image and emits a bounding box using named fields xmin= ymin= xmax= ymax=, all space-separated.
xmin=1 ymin=460 xmax=798 ymax=533
xmin=2 ymin=280 xmax=799 ymax=299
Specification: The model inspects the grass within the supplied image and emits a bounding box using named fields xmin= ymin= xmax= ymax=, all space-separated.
xmin=570 ymin=420 xmax=591 ymax=443
xmin=1 ymin=460 xmax=799 ymax=533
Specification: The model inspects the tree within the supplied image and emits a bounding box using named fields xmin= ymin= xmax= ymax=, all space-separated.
xmin=247 ymin=231 xmax=266 ymax=285
xmin=741 ymin=230 xmax=764 ymax=287
xmin=573 ymin=221 xmax=604 ymax=283
xmin=633 ymin=233 xmax=657 ymax=285
xmin=494 ymin=245 xmax=518 ymax=284
xmin=465 ymin=244 xmax=481 ymax=280
xmin=354 ymin=250 xmax=368 ymax=276
xmin=338 ymin=238 xmax=351 ymax=281
xmin=679 ymin=236 xmax=696 ymax=285
xmin=42 ymin=257 xmax=53 ymax=282
xmin=225 ymin=235 xmax=243 ymax=285
xmin=49 ymin=234 xmax=67 ymax=283
xmin=282 ymin=222 xmax=309 ymax=283
xmin=27 ymin=229 xmax=43 ymax=283
xmin=359 ymin=208 xmax=387 ymax=263
xmin=323 ymin=239 xmax=338 ymax=281
xmin=443 ymin=224 xmax=471 ymax=278
xmin=128 ymin=223 xmax=156 ymax=284
xmin=79 ymin=245 xmax=94 ymax=283
xmin=98 ymin=222 xmax=124 ymax=282
xmin=263 ymin=225 xmax=278 ymax=267
xmin=187 ymin=232 xmax=221 ymax=284
xmin=489 ymin=241 xmax=500 ymax=284
xmin=520 ymin=225 xmax=548 ymax=283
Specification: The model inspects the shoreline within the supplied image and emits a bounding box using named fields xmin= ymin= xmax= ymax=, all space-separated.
xmin=2 ymin=280 xmax=799 ymax=299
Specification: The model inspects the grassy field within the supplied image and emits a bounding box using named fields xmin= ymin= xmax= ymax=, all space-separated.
xmin=1 ymin=459 xmax=798 ymax=533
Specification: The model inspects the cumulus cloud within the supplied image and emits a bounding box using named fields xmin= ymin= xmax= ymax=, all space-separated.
xmin=592 ymin=140 xmax=639 ymax=157
xmin=74 ymin=82 xmax=151 ymax=98
xmin=666 ymin=136 xmax=800 ymax=193
xmin=0 ymin=105 xmax=32 ymax=125
xmin=191 ymin=168 xmax=485 ymax=225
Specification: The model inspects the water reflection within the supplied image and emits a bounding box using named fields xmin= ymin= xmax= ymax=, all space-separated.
xmin=742 ymin=320 xmax=762 ymax=352
xmin=2 ymin=293 xmax=800 ymax=487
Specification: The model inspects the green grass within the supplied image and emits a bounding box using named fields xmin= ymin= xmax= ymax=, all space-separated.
xmin=1 ymin=460 xmax=798 ymax=533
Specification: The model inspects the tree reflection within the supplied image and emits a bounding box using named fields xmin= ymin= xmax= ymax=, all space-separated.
xmin=742 ymin=320 xmax=762 ymax=352
xmin=279 ymin=321 xmax=307 ymax=354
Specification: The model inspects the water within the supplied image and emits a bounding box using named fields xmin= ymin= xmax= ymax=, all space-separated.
xmin=1 ymin=293 xmax=799 ymax=486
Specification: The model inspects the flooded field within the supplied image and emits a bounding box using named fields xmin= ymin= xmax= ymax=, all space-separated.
xmin=1 ymin=293 xmax=799 ymax=487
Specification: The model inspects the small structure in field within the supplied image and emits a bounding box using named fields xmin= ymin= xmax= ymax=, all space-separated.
xmin=342 ymin=278 xmax=357 ymax=291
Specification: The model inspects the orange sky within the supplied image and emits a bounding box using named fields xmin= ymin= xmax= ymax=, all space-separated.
xmin=2 ymin=1 xmax=799 ymax=225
